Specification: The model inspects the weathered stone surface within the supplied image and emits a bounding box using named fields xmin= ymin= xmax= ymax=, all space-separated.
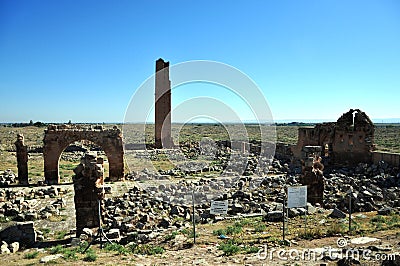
xmin=155 ymin=58 xmax=173 ymax=149
xmin=158 ymin=218 xmax=171 ymax=228
xmin=106 ymin=228 xmax=121 ymax=240
xmin=230 ymin=203 xmax=244 ymax=215
xmin=70 ymin=237 xmax=81 ymax=246
xmin=8 ymin=242 xmax=19 ymax=253
xmin=1 ymin=241 xmax=10 ymax=254
xmin=43 ymin=125 xmax=124 ymax=184
xmin=293 ymin=109 xmax=375 ymax=166
xmin=262 ymin=211 xmax=283 ymax=222
xmin=0 ymin=222 xmax=36 ymax=247
xmin=329 ymin=208 xmax=346 ymax=219
xmin=82 ymin=228 xmax=93 ymax=237
xmin=73 ymin=152 xmax=105 ymax=236
xmin=300 ymin=147 xmax=325 ymax=206
xmin=14 ymin=134 xmax=28 ymax=185
xmin=40 ymin=254 xmax=63 ymax=263
xmin=0 ymin=170 xmax=17 ymax=187
xmin=377 ymin=206 xmax=393 ymax=215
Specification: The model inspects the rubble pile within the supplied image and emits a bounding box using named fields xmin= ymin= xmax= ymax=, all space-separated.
xmin=0 ymin=170 xmax=17 ymax=187
xmin=0 ymin=186 xmax=69 ymax=222
xmin=324 ymin=161 xmax=400 ymax=213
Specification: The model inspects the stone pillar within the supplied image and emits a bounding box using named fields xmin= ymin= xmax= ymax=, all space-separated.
xmin=155 ymin=58 xmax=173 ymax=148
xmin=15 ymin=134 xmax=28 ymax=185
xmin=300 ymin=146 xmax=324 ymax=206
xmin=73 ymin=152 xmax=105 ymax=236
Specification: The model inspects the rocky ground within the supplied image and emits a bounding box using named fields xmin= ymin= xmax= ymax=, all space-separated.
xmin=0 ymin=146 xmax=400 ymax=265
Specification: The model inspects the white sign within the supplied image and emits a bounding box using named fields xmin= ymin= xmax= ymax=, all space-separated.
xmin=210 ymin=200 xmax=228 ymax=215
xmin=287 ymin=186 xmax=307 ymax=208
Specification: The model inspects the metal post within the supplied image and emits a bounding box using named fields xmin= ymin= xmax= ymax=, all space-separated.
xmin=192 ymin=190 xmax=196 ymax=244
xmin=349 ymin=190 xmax=352 ymax=233
xmin=304 ymin=206 xmax=307 ymax=236
xmin=283 ymin=188 xmax=286 ymax=241
xmin=282 ymin=204 xmax=285 ymax=241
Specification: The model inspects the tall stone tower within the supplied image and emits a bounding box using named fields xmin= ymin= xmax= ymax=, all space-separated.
xmin=155 ymin=58 xmax=173 ymax=148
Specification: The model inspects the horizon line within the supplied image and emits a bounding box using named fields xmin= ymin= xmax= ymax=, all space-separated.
xmin=1 ymin=118 xmax=400 ymax=125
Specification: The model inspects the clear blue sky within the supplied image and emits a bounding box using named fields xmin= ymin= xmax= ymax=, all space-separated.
xmin=1 ymin=0 xmax=399 ymax=123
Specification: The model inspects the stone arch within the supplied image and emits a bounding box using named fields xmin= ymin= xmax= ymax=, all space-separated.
xmin=43 ymin=125 xmax=123 ymax=184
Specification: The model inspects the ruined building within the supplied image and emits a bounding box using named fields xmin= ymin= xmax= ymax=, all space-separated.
xmin=293 ymin=109 xmax=375 ymax=165
xmin=155 ymin=58 xmax=173 ymax=149
xmin=43 ymin=124 xmax=124 ymax=184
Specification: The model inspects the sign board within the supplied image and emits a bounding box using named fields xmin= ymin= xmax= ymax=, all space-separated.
xmin=210 ymin=200 xmax=228 ymax=215
xmin=287 ymin=186 xmax=307 ymax=208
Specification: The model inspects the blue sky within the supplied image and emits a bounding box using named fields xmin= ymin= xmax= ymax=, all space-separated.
xmin=0 ymin=0 xmax=399 ymax=123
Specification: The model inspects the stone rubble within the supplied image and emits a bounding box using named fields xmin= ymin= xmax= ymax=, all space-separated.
xmin=0 ymin=186 xmax=69 ymax=222
xmin=94 ymin=156 xmax=400 ymax=246
xmin=0 ymin=169 xmax=17 ymax=187
xmin=0 ymin=144 xmax=398 ymax=256
xmin=39 ymin=254 xmax=63 ymax=263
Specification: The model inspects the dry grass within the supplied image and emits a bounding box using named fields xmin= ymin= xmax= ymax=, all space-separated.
xmin=1 ymin=124 xmax=399 ymax=151
xmin=0 ymin=124 xmax=399 ymax=183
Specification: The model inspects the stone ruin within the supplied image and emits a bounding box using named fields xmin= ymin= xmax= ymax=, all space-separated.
xmin=0 ymin=221 xmax=36 ymax=249
xmin=300 ymin=146 xmax=325 ymax=205
xmin=292 ymin=109 xmax=375 ymax=204
xmin=15 ymin=134 xmax=28 ymax=185
xmin=73 ymin=152 xmax=105 ymax=237
xmin=43 ymin=124 xmax=124 ymax=184
xmin=155 ymin=58 xmax=174 ymax=149
xmin=293 ymin=109 xmax=375 ymax=166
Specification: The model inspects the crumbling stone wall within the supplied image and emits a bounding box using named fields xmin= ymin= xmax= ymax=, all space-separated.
xmin=372 ymin=151 xmax=400 ymax=167
xmin=155 ymin=58 xmax=173 ymax=149
xmin=73 ymin=152 xmax=105 ymax=237
xmin=43 ymin=125 xmax=124 ymax=184
xmin=293 ymin=109 xmax=375 ymax=165
xmin=300 ymin=146 xmax=324 ymax=205
xmin=15 ymin=134 xmax=28 ymax=185
xmin=0 ymin=221 xmax=36 ymax=247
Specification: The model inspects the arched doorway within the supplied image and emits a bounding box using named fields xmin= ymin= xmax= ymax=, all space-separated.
xmin=43 ymin=125 xmax=123 ymax=184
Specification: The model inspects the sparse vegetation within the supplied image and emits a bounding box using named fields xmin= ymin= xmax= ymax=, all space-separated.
xmin=164 ymin=231 xmax=178 ymax=241
xmin=104 ymin=243 xmax=131 ymax=255
xmin=49 ymin=215 xmax=68 ymax=222
xmin=180 ymin=228 xmax=198 ymax=238
xmin=254 ymin=223 xmax=266 ymax=232
xmin=370 ymin=213 xmax=400 ymax=232
xmin=24 ymin=251 xmax=39 ymax=259
xmin=104 ymin=243 xmax=164 ymax=256
xmin=63 ymin=249 xmax=78 ymax=261
xmin=55 ymin=230 xmax=68 ymax=239
xmin=133 ymin=244 xmax=164 ymax=255
xmin=226 ymin=224 xmax=243 ymax=235
xmin=243 ymin=245 xmax=260 ymax=254
xmin=218 ymin=239 xmax=241 ymax=256
xmin=39 ymin=227 xmax=51 ymax=238
xmin=326 ymin=222 xmax=346 ymax=236
xmin=0 ymin=216 xmax=10 ymax=223
xmin=298 ymin=227 xmax=323 ymax=240
xmin=83 ymin=248 xmax=97 ymax=262
xmin=49 ymin=245 xmax=65 ymax=254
